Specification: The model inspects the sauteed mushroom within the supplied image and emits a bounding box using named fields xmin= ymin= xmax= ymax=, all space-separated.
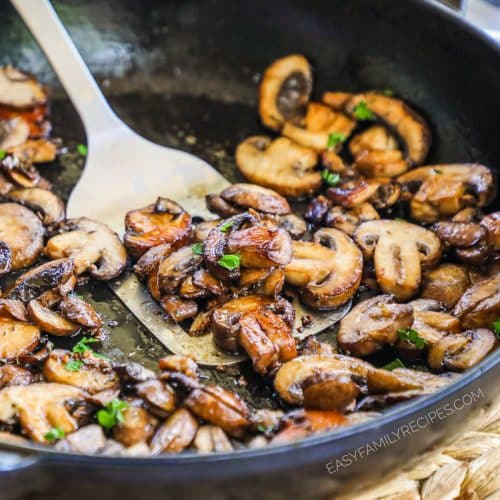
xmin=136 ymin=379 xmax=177 ymax=418
xmin=0 ymin=364 xmax=34 ymax=389
xmin=150 ymin=408 xmax=198 ymax=455
xmin=7 ymin=138 xmax=57 ymax=163
xmin=157 ymin=245 xmax=203 ymax=293
xmin=45 ymin=217 xmax=127 ymax=280
xmin=354 ymin=219 xmax=441 ymax=300
xmin=259 ymin=54 xmax=312 ymax=131
xmin=324 ymin=203 xmax=380 ymax=236
xmin=481 ymin=212 xmax=500 ymax=251
xmin=0 ymin=66 xmax=47 ymax=108
xmin=421 ymin=264 xmax=471 ymax=309
xmin=285 ymin=228 xmax=363 ymax=309
xmin=193 ymin=425 xmax=233 ymax=453
xmin=0 ymin=317 xmax=40 ymax=361
xmin=0 ymin=242 xmax=12 ymax=276
xmin=113 ymin=406 xmax=157 ymax=447
xmin=236 ymin=136 xmax=321 ymax=198
xmin=0 ymin=118 xmax=30 ymax=150
xmin=7 ymin=187 xmax=65 ymax=226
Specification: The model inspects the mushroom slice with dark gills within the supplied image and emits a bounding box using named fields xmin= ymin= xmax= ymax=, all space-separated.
xmin=136 ymin=379 xmax=177 ymax=418
xmin=124 ymin=197 xmax=192 ymax=259
xmin=7 ymin=187 xmax=65 ymax=227
xmin=43 ymin=349 xmax=119 ymax=394
xmin=428 ymin=329 xmax=496 ymax=372
xmin=160 ymin=295 xmax=198 ymax=323
xmin=133 ymin=242 xmax=173 ymax=278
xmin=157 ymin=245 xmax=203 ymax=294
xmin=453 ymin=274 xmax=500 ymax=329
xmin=113 ymin=405 xmax=157 ymax=447
xmin=236 ymin=136 xmax=321 ymax=198
xmin=0 ymin=316 xmax=40 ymax=361
xmin=0 ymin=241 xmax=12 ymax=276
xmin=337 ymin=295 xmax=413 ymax=356
xmin=344 ymin=92 xmax=431 ymax=166
xmin=274 ymin=354 xmax=372 ymax=409
xmin=0 ymin=383 xmax=87 ymax=443
xmin=421 ymin=263 xmax=471 ymax=309
xmin=398 ymin=164 xmax=495 ymax=223
xmin=44 ymin=217 xmax=127 ymax=280
xmin=258 ymin=54 xmax=312 ymax=132
xmin=354 ymin=219 xmax=441 ymax=300
xmin=7 ymin=138 xmax=57 ymax=164
xmin=0 ymin=66 xmax=47 ymax=108
xmin=0 ymin=202 xmax=44 ymax=271
xmin=282 ymin=101 xmax=355 ymax=151
xmin=324 ymin=202 xmax=380 ymax=236
xmin=285 ymin=228 xmax=363 ymax=309
xmin=0 ymin=117 xmax=30 ymax=150
xmin=1 ymin=154 xmax=51 ymax=190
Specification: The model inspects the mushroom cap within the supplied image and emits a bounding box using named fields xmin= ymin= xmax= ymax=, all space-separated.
xmin=113 ymin=406 xmax=157 ymax=447
xmin=258 ymin=54 xmax=312 ymax=131
xmin=0 ymin=317 xmax=40 ymax=361
xmin=302 ymin=372 xmax=360 ymax=411
xmin=0 ymin=202 xmax=44 ymax=271
xmin=338 ymin=295 xmax=414 ymax=356
xmin=150 ymin=408 xmax=198 ymax=455
xmin=421 ymin=264 xmax=471 ymax=309
xmin=7 ymin=138 xmax=57 ymax=164
xmin=285 ymin=228 xmax=363 ymax=309
xmin=398 ymin=164 xmax=495 ymax=223
xmin=481 ymin=212 xmax=500 ymax=251
xmin=236 ymin=136 xmax=321 ymax=198
xmin=44 ymin=217 xmax=127 ymax=280
xmin=27 ymin=298 xmax=80 ymax=336
xmin=0 ymin=66 xmax=47 ymax=108
xmin=0 ymin=118 xmax=30 ymax=150
xmin=354 ymin=219 xmax=441 ymax=300
xmin=7 ymin=188 xmax=65 ymax=226
xmin=344 ymin=92 xmax=431 ymax=165
xmin=157 ymin=245 xmax=203 ymax=293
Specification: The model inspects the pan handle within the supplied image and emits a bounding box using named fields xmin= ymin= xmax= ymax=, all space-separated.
xmin=10 ymin=0 xmax=123 ymax=137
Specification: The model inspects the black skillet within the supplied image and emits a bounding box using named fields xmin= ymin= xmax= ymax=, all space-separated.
xmin=0 ymin=0 xmax=499 ymax=498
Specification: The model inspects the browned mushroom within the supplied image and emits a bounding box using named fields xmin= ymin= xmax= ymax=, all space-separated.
xmin=0 ymin=383 xmax=87 ymax=443
xmin=428 ymin=329 xmax=496 ymax=371
xmin=158 ymin=355 xmax=199 ymax=379
xmin=113 ymin=406 xmax=157 ymax=447
xmin=55 ymin=425 xmax=106 ymax=454
xmin=45 ymin=217 xmax=127 ymax=280
xmin=0 ymin=241 xmax=11 ymax=276
xmin=7 ymin=138 xmax=57 ymax=163
xmin=28 ymin=298 xmax=80 ymax=336
xmin=324 ymin=202 xmax=380 ymax=236
xmin=236 ymin=136 xmax=321 ymax=198
xmin=133 ymin=243 xmax=173 ymax=278
xmin=398 ymin=164 xmax=495 ymax=223
xmin=124 ymin=198 xmax=192 ymax=259
xmin=453 ymin=274 xmax=500 ymax=329
xmin=1 ymin=154 xmax=51 ymax=189
xmin=0 ymin=364 xmax=34 ymax=389
xmin=7 ymin=188 xmax=65 ymax=226
xmin=302 ymin=372 xmax=360 ymax=411
xmin=285 ymin=228 xmax=363 ymax=309
xmin=0 ymin=299 xmax=28 ymax=322
xmin=159 ymin=295 xmax=198 ymax=323
xmin=0 ymin=66 xmax=47 ymax=108
xmin=421 ymin=264 xmax=471 ymax=309
xmin=258 ymin=54 xmax=312 ymax=131
xmin=0 ymin=316 xmax=40 ymax=361
xmin=193 ymin=425 xmax=233 ymax=453
xmin=0 ymin=202 xmax=44 ymax=271
xmin=0 ymin=118 xmax=30 ymax=150
xmin=136 ymin=379 xmax=177 ymax=418
xmin=354 ymin=219 xmax=441 ymax=300
xmin=481 ymin=212 xmax=500 ymax=251
xmin=157 ymin=245 xmax=203 ymax=293
xmin=150 ymin=408 xmax=199 ymax=455
xmin=344 ymin=92 xmax=431 ymax=165
xmin=338 ymin=295 xmax=413 ymax=356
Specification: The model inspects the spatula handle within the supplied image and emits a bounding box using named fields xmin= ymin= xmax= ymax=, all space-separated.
xmin=10 ymin=0 xmax=122 ymax=138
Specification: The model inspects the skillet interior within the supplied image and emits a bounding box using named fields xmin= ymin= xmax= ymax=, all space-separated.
xmin=0 ymin=0 xmax=499 ymax=491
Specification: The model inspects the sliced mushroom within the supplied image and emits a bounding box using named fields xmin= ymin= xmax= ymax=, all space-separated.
xmin=55 ymin=424 xmax=106 ymax=454
xmin=304 ymin=195 xmax=332 ymax=226
xmin=428 ymin=329 xmax=496 ymax=371
xmin=258 ymin=54 xmax=312 ymax=131
xmin=113 ymin=406 xmax=157 ymax=447
xmin=133 ymin=243 xmax=173 ymax=278
xmin=160 ymin=295 xmax=198 ymax=323
xmin=301 ymin=372 xmax=360 ymax=411
xmin=0 ymin=242 xmax=12 ymax=276
xmin=338 ymin=295 xmax=413 ymax=356
xmin=344 ymin=92 xmax=431 ymax=165
xmin=0 ymin=317 xmax=40 ymax=361
xmin=480 ymin=212 xmax=500 ymax=251
xmin=282 ymin=102 xmax=355 ymax=150
xmin=158 ymin=355 xmax=199 ymax=379
xmin=7 ymin=138 xmax=57 ymax=163
xmin=0 ymin=383 xmax=86 ymax=443
xmin=0 ymin=66 xmax=47 ymax=108
xmin=285 ymin=228 xmax=363 ymax=309
xmin=7 ymin=188 xmax=65 ymax=226
xmin=124 ymin=198 xmax=192 ymax=258
xmin=44 ymin=217 xmax=127 ymax=280
xmin=114 ymin=362 xmax=155 ymax=385
xmin=324 ymin=202 xmax=380 ymax=236
xmin=28 ymin=298 xmax=80 ymax=336
xmin=136 ymin=379 xmax=177 ymax=418
xmin=0 ymin=118 xmax=30 ymax=150
xmin=421 ymin=264 xmax=471 ymax=309
xmin=6 ymin=258 xmax=74 ymax=303
xmin=58 ymin=296 xmax=102 ymax=330
xmin=236 ymin=136 xmax=321 ymax=198
xmin=398 ymin=164 xmax=495 ymax=223
xmin=274 ymin=354 xmax=372 ymax=406
xmin=43 ymin=349 xmax=119 ymax=393
xmin=0 ymin=364 xmax=34 ymax=389
xmin=1 ymin=154 xmax=51 ymax=189
xmin=354 ymin=219 xmax=441 ymax=300
xmin=275 ymin=214 xmax=307 ymax=240
xmin=322 ymin=91 xmax=354 ymax=110
xmin=193 ymin=219 xmax=219 ymax=242
xmin=157 ymin=245 xmax=203 ymax=293
xmin=0 ymin=202 xmax=44 ymax=270
xmin=193 ymin=425 xmax=233 ymax=453
xmin=0 ymin=299 xmax=29 ymax=322
xmin=150 ymin=408 xmax=198 ymax=455
xmin=453 ymin=275 xmax=500 ymax=329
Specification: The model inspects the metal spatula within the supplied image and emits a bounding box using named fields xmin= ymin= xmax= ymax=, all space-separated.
xmin=12 ymin=0 xmax=351 ymax=365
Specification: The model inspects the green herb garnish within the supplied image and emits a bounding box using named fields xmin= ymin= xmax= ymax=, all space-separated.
xmin=76 ymin=143 xmax=88 ymax=156
xmin=326 ymin=132 xmax=346 ymax=150
xmin=65 ymin=359 xmax=84 ymax=372
xmin=97 ymin=399 xmax=129 ymax=430
xmin=44 ymin=427 xmax=65 ymax=442
xmin=321 ymin=170 xmax=341 ymax=187
xmin=0 ymin=149 xmax=6 ymax=160
xmin=397 ymin=327 xmax=428 ymax=350
xmin=383 ymin=89 xmax=394 ymax=96
xmin=219 ymin=221 xmax=234 ymax=233
xmin=192 ymin=242 xmax=204 ymax=255
xmin=353 ymin=101 xmax=375 ymax=121
xmin=492 ymin=320 xmax=500 ymax=339
xmin=218 ymin=253 xmax=241 ymax=271
xmin=72 ymin=336 xmax=109 ymax=360
xmin=382 ymin=358 xmax=405 ymax=371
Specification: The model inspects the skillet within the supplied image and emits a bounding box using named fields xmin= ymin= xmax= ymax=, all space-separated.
xmin=0 ymin=0 xmax=499 ymax=498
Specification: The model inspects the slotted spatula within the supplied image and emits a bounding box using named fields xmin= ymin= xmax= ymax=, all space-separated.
xmin=12 ymin=0 xmax=350 ymax=365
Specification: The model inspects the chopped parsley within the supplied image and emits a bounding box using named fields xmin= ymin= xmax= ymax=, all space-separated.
xmin=72 ymin=336 xmax=109 ymax=360
xmin=97 ymin=399 xmax=129 ymax=430
xmin=382 ymin=358 xmax=405 ymax=371
xmin=383 ymin=89 xmax=394 ymax=96
xmin=219 ymin=221 xmax=234 ymax=233
xmin=353 ymin=101 xmax=375 ymax=121
xmin=0 ymin=149 xmax=6 ymax=160
xmin=326 ymin=132 xmax=346 ymax=150
xmin=397 ymin=327 xmax=427 ymax=350
xmin=218 ymin=253 xmax=241 ymax=270
xmin=322 ymin=170 xmax=341 ymax=187
xmin=65 ymin=359 xmax=84 ymax=372
xmin=492 ymin=320 xmax=500 ymax=339
xmin=192 ymin=242 xmax=204 ymax=255
xmin=76 ymin=143 xmax=88 ymax=156
xmin=44 ymin=427 xmax=65 ymax=442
